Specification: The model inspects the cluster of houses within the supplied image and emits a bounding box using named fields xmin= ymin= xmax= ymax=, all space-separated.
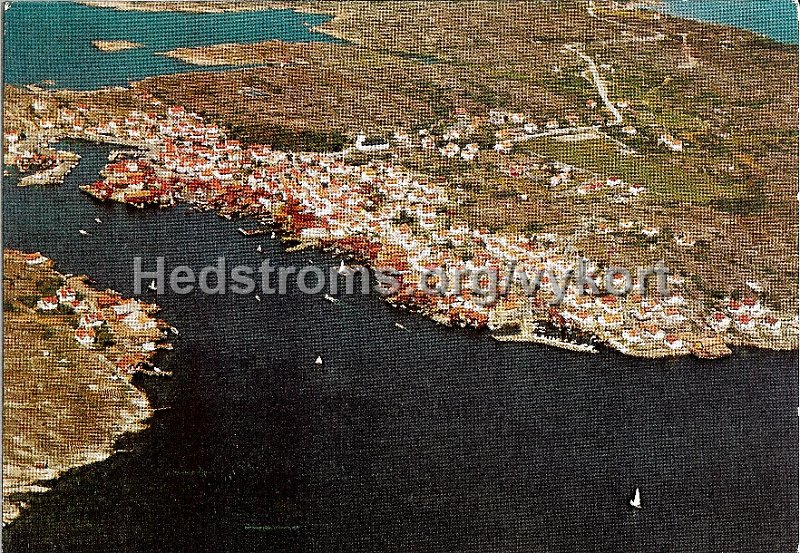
xmin=10 ymin=96 xmax=792 ymax=357
xmin=385 ymin=106 xmax=605 ymax=165
xmin=30 ymin=272 xmax=164 ymax=359
xmin=70 ymin=103 xmax=794 ymax=355
xmin=586 ymin=217 xmax=661 ymax=241
xmin=576 ymin=176 xmax=645 ymax=198
xmin=709 ymin=297 xmax=784 ymax=335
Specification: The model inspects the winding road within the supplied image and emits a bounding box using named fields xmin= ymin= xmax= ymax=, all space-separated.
xmin=564 ymin=43 xmax=623 ymax=126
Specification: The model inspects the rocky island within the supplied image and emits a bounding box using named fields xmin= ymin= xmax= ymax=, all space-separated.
xmin=90 ymin=40 xmax=143 ymax=52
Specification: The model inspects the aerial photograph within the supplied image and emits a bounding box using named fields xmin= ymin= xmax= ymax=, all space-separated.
xmin=2 ymin=0 xmax=798 ymax=551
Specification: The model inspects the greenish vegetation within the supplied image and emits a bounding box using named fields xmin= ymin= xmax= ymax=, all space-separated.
xmin=228 ymin=124 xmax=347 ymax=152
xmin=35 ymin=276 xmax=63 ymax=297
xmin=17 ymin=295 xmax=40 ymax=308
xmin=55 ymin=303 xmax=75 ymax=315
xmin=95 ymin=324 xmax=116 ymax=348
xmin=712 ymin=192 xmax=767 ymax=215
xmin=521 ymin=136 xmax=754 ymax=204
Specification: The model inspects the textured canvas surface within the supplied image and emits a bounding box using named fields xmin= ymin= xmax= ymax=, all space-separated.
xmin=2 ymin=1 xmax=798 ymax=551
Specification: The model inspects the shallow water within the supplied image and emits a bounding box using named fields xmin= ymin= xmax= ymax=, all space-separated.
xmin=3 ymin=1 xmax=336 ymax=89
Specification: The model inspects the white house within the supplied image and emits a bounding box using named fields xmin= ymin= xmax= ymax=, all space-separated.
xmin=74 ymin=328 xmax=96 ymax=347
xmin=659 ymin=133 xmax=684 ymax=152
xmin=123 ymin=311 xmax=157 ymax=331
xmin=56 ymin=287 xmax=76 ymax=303
xmin=37 ymin=297 xmax=59 ymax=311
xmin=709 ymin=312 xmax=731 ymax=332
xmin=664 ymin=334 xmax=684 ymax=351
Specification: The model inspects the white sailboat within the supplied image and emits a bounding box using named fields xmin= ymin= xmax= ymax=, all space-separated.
xmin=256 ymin=244 xmax=263 ymax=254
xmin=271 ymin=231 xmax=276 ymax=239
xmin=94 ymin=217 xmax=102 ymax=223
xmin=324 ymin=293 xmax=341 ymax=304
xmin=338 ymin=259 xmax=348 ymax=275
xmin=255 ymin=294 xmax=262 ymax=302
xmin=395 ymin=322 xmax=408 ymax=331
xmin=315 ymin=356 xmax=323 ymax=365
xmin=79 ymin=229 xmax=89 ymax=236
xmin=148 ymin=280 xmax=158 ymax=292
xmin=630 ymin=488 xmax=641 ymax=509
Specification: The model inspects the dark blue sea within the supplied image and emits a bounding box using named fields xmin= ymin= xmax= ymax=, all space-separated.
xmin=2 ymin=2 xmax=798 ymax=551
xmin=2 ymin=138 xmax=797 ymax=553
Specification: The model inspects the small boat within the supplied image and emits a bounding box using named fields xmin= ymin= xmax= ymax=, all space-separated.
xmin=630 ymin=488 xmax=642 ymax=509
xmin=324 ymin=293 xmax=342 ymax=304
xmin=78 ymin=229 xmax=89 ymax=236
xmin=256 ymin=244 xmax=263 ymax=254
xmin=271 ymin=232 xmax=276 ymax=239
xmin=337 ymin=259 xmax=349 ymax=275
xmin=395 ymin=322 xmax=408 ymax=331
xmin=153 ymin=367 xmax=162 ymax=374
xmin=238 ymin=227 xmax=248 ymax=235
xmin=148 ymin=280 xmax=158 ymax=292
xmin=170 ymin=326 xmax=179 ymax=335
xmin=94 ymin=217 xmax=102 ymax=223
xmin=255 ymin=294 xmax=262 ymax=302
xmin=314 ymin=356 xmax=323 ymax=365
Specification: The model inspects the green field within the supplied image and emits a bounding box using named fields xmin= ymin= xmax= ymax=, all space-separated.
xmin=519 ymin=135 xmax=752 ymax=205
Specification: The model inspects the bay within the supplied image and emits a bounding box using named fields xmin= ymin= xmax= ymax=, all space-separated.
xmin=1 ymin=139 xmax=797 ymax=552
xmin=2 ymin=1 xmax=798 ymax=550
xmin=3 ymin=1 xmax=336 ymax=90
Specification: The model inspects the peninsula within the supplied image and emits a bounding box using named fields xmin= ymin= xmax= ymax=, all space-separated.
xmin=4 ymin=0 xmax=797 ymax=359
xmin=2 ymin=250 xmax=175 ymax=523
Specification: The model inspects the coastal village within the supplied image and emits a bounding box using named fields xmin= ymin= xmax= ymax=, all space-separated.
xmin=4 ymin=89 xmax=797 ymax=360
xmin=2 ymin=0 xmax=797 ymax=549
xmin=2 ymin=249 xmax=175 ymax=523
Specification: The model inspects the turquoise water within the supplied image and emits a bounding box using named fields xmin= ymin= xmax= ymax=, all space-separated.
xmin=657 ymin=0 xmax=799 ymax=44
xmin=4 ymin=2 xmax=796 ymax=92
xmin=3 ymin=1 xmax=336 ymax=89
xmin=2 ymin=3 xmax=798 ymax=551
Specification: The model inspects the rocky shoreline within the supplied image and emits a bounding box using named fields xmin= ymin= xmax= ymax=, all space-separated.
xmin=2 ymin=250 xmax=176 ymax=523
xmin=6 ymin=93 xmax=798 ymax=360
